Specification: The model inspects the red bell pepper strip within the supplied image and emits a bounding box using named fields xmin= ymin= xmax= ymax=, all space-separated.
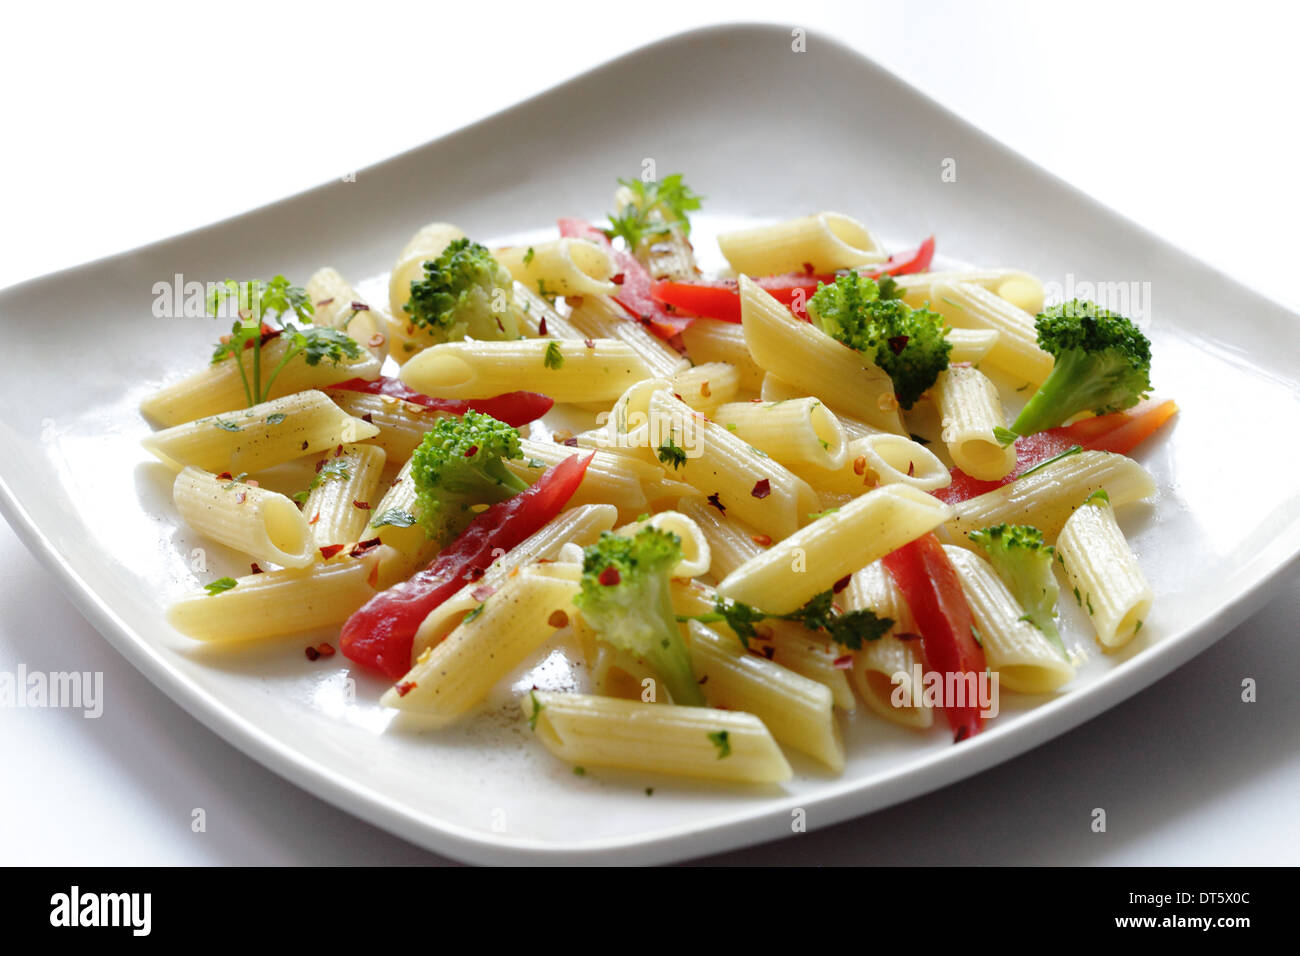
xmin=933 ymin=399 xmax=1179 ymax=505
xmin=340 ymin=453 xmax=593 ymax=678
xmin=329 ymin=376 xmax=553 ymax=427
xmin=882 ymin=533 xmax=987 ymax=742
xmin=649 ymin=236 xmax=937 ymax=323
xmin=557 ymin=217 xmax=694 ymax=340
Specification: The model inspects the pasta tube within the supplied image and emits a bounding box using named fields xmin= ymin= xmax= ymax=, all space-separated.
xmin=167 ymin=553 xmax=378 ymax=642
xmin=1056 ymin=494 xmax=1153 ymax=650
xmin=302 ymin=443 xmax=387 ymax=549
xmin=399 ymin=338 xmax=652 ymax=403
xmin=687 ymin=621 xmax=844 ymax=771
xmin=565 ymin=294 xmax=690 ymax=378
xmin=172 ymin=466 xmax=314 ymax=569
xmin=844 ymin=562 xmax=932 ymax=728
xmin=711 ymin=397 xmax=848 ymax=471
xmin=142 ymin=389 xmax=379 ymax=474
xmin=932 ymin=366 xmax=1017 ymax=481
xmin=716 ymin=483 xmax=953 ymax=614
xmin=523 ymin=691 xmax=793 ymax=784
xmin=680 ymin=318 xmax=765 ymax=392
xmin=495 ymin=238 xmax=617 ymax=297
xmin=739 ymin=275 xmax=905 ymax=434
xmin=928 ymin=281 xmax=1054 ymax=386
xmin=719 ymin=212 xmax=886 ymax=274
xmin=946 ymin=450 xmax=1155 ymax=539
xmin=943 ymin=546 xmax=1075 ymax=692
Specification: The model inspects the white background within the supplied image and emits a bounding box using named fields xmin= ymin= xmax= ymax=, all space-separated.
xmin=1 ymin=0 xmax=1297 ymax=864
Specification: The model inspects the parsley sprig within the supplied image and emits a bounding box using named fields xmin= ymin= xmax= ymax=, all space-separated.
xmin=208 ymin=275 xmax=361 ymax=407
xmin=604 ymin=174 xmax=703 ymax=249
xmin=681 ymin=590 xmax=893 ymax=651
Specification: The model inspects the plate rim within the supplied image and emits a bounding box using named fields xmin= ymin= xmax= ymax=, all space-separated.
xmin=2 ymin=21 xmax=1299 ymax=865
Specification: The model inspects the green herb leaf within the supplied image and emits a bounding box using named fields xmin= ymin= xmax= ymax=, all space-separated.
xmin=707 ymin=730 xmax=731 ymax=759
xmin=371 ymin=507 xmax=417 ymax=529
xmin=204 ymin=577 xmax=238 ymax=596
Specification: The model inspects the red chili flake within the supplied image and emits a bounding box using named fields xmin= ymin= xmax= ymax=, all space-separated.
xmin=309 ymin=511 xmax=321 ymax=525
xmin=361 ymin=412 xmax=374 ymax=424
xmin=314 ymin=458 xmax=326 ymax=474
xmin=538 ymin=317 xmax=548 ymax=336
xmin=319 ymin=544 xmax=345 ymax=560
xmin=699 ymin=381 xmax=711 ymax=398
xmin=751 ymin=479 xmax=771 ymax=499
xmin=907 ymin=460 xmax=916 ymax=477
xmin=548 ymin=609 xmax=570 ymax=628
xmin=348 ymin=537 xmax=382 ymax=558
xmin=832 ymin=574 xmax=852 ymax=594
xmin=706 ymin=492 xmax=726 ymax=515
xmin=368 ymin=332 xmax=386 ymax=348
xmin=351 ymin=302 xmax=370 ymax=312
xmin=471 ymin=584 xmax=496 ymax=601
xmin=568 ymin=296 xmax=585 ymax=308
xmin=305 ymin=646 xmax=320 ymax=661
xmin=563 ymin=437 xmax=578 ymax=447
xmin=832 ymin=654 xmax=854 ymax=670
xmin=353 ymin=499 xmax=370 ymax=510
xmin=464 ymin=445 xmax=478 ymax=457
xmin=611 ymin=273 xmax=626 ymax=285
xmin=334 ymin=444 xmax=344 ymax=457
xmin=888 ymin=335 xmax=910 ymax=355
xmin=895 ymin=631 xmax=920 ymax=642
xmin=395 ymin=681 xmax=417 ymax=697
xmin=216 ymin=471 xmax=233 ymax=481
xmin=802 ymin=261 xmax=815 ymax=275
xmin=464 ymin=566 xmax=486 ymax=582
xmin=749 ymin=397 xmax=763 ymax=403
xmin=250 ymin=562 xmax=263 ymax=574
xmin=301 ymin=440 xmax=309 ymax=450
xmin=317 ymin=643 xmax=336 ymax=658
xmin=234 ymin=491 xmax=247 ymax=505
xmin=751 ymin=533 xmax=772 ymax=547
xmin=598 ymin=566 xmax=621 ymax=586
xmin=316 ymin=297 xmax=335 ymax=307
xmin=697 ymin=674 xmax=708 ymax=685
xmin=852 ymin=455 xmax=867 ymax=476
xmin=583 ymin=338 xmax=596 ymax=349
xmin=759 ymin=644 xmax=776 ymax=660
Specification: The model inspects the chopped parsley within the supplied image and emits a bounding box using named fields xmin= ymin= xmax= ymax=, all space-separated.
xmin=707 ymin=730 xmax=731 ymax=759
xmin=543 ymin=340 xmax=565 ymax=370
xmin=992 ymin=426 xmax=1018 ymax=447
xmin=527 ymin=689 xmax=544 ymax=730
xmin=204 ymin=577 xmax=238 ymax=596
xmin=371 ymin=507 xmax=417 ymax=529
xmin=656 ymin=436 xmax=687 ymax=470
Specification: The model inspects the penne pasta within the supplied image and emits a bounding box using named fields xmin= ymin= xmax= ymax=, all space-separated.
xmin=139 ymin=332 xmax=382 ymax=427
xmin=399 ymin=338 xmax=653 ymax=403
xmin=172 ymin=466 xmax=315 ymax=569
xmin=790 ymin=433 xmax=951 ymax=496
xmin=687 ymin=621 xmax=844 ymax=771
xmin=933 ymin=365 xmax=1017 ymax=481
xmin=365 ymin=459 xmax=437 ymax=588
xmin=676 ymin=495 xmax=767 ymax=581
xmin=326 ymin=388 xmax=444 ymax=462
xmin=843 ymin=562 xmax=932 ymax=728
xmin=305 ymin=267 xmax=385 ymax=358
xmin=710 ymin=397 xmax=847 ymax=471
xmin=896 ymin=268 xmax=1046 ymax=315
xmin=512 ymin=282 xmax=585 ymax=340
xmin=669 ymin=362 xmax=740 ymax=416
xmin=680 ymin=318 xmax=766 ymax=392
xmin=385 ymin=222 xmax=466 ymax=361
xmin=565 ymin=295 xmax=690 ymax=379
xmin=411 ymin=504 xmax=618 ymax=658
xmin=946 ymin=450 xmax=1156 ymax=539
xmin=647 ymin=389 xmax=821 ymax=541
xmin=717 ymin=483 xmax=953 ymax=614
xmin=381 ymin=564 xmax=582 ymax=724
xmin=739 ymin=275 xmax=906 ymax=434
xmin=167 ymin=553 xmax=378 ymax=642
xmin=943 ymin=545 xmax=1075 ymax=693
xmin=505 ymin=439 xmax=652 ymax=519
xmin=928 ymin=281 xmax=1055 ymax=386
xmin=302 ymin=443 xmax=387 ymax=549
xmin=613 ymin=510 xmax=711 ymax=579
xmin=719 ymin=212 xmax=886 ymax=274
xmin=142 ymin=390 xmax=379 ymax=474
xmin=1055 ymin=494 xmax=1153 ymax=650
xmin=495 ymin=238 xmax=617 ymax=297
xmin=946 ymin=327 xmax=1001 ymax=365
xmin=524 ymin=691 xmax=793 ymax=784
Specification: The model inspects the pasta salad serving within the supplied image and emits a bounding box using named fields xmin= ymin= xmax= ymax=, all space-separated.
xmin=142 ymin=173 xmax=1178 ymax=785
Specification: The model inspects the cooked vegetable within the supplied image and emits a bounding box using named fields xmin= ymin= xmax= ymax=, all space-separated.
xmin=403 ymin=238 xmax=520 ymax=342
xmin=968 ymin=524 xmax=1064 ymax=655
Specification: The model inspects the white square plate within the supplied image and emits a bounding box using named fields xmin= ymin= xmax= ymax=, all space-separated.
xmin=3 ymin=24 xmax=1299 ymax=865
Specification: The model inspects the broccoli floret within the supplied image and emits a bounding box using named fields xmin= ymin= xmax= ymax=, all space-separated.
xmin=807 ymin=272 xmax=951 ymax=409
xmin=408 ymin=410 xmax=530 ymax=545
xmin=403 ymin=238 xmax=520 ymax=342
xmin=1009 ymin=299 xmax=1151 ymax=437
xmin=574 ymin=528 xmax=704 ymax=706
xmin=968 ymin=524 xmax=1065 ymax=656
